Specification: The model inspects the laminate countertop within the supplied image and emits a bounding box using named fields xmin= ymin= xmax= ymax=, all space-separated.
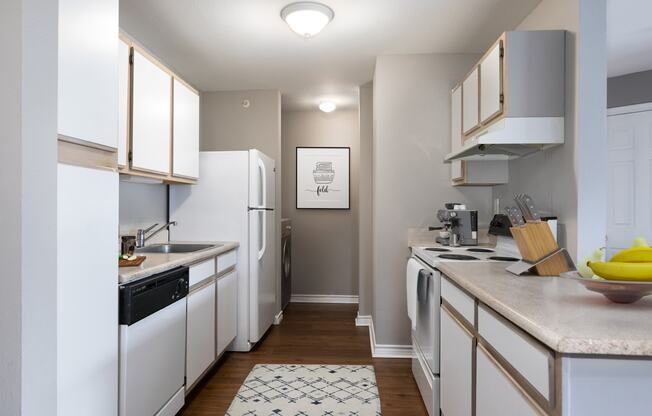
xmin=118 ymin=241 xmax=239 ymax=284
xmin=435 ymin=261 xmax=652 ymax=356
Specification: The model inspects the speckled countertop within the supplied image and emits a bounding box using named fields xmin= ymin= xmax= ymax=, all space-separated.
xmin=435 ymin=261 xmax=652 ymax=356
xmin=119 ymin=241 xmax=239 ymax=284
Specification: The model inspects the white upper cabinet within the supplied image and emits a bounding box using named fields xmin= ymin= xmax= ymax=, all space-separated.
xmin=451 ymin=85 xmax=464 ymax=182
xmin=131 ymin=50 xmax=171 ymax=175
xmin=480 ymin=41 xmax=503 ymax=124
xmin=173 ymin=80 xmax=200 ymax=179
xmin=118 ymin=40 xmax=130 ymax=167
xmin=58 ymin=0 xmax=118 ymax=149
xmin=462 ymin=67 xmax=480 ymax=135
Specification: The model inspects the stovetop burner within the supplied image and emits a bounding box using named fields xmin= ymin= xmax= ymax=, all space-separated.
xmin=425 ymin=247 xmax=451 ymax=252
xmin=438 ymin=254 xmax=479 ymax=261
xmin=466 ymin=248 xmax=495 ymax=253
xmin=488 ymin=256 xmax=520 ymax=262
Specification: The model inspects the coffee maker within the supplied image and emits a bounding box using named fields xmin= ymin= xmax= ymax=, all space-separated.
xmin=435 ymin=203 xmax=478 ymax=246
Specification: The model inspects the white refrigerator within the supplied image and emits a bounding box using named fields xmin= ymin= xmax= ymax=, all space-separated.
xmin=170 ymin=150 xmax=276 ymax=351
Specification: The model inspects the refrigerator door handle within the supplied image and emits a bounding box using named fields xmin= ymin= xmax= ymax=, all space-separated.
xmin=258 ymin=157 xmax=267 ymax=208
xmin=258 ymin=210 xmax=266 ymax=261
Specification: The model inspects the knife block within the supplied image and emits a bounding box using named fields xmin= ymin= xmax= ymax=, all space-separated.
xmin=510 ymin=221 xmax=574 ymax=276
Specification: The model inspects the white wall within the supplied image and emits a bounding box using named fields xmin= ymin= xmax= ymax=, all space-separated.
xmin=281 ymin=110 xmax=360 ymax=297
xmin=119 ymin=181 xmax=169 ymax=244
xmin=372 ymin=54 xmax=494 ymax=345
xmin=358 ymin=82 xmax=373 ymax=316
xmin=493 ymin=0 xmax=607 ymax=261
xmin=0 ymin=0 xmax=58 ymax=414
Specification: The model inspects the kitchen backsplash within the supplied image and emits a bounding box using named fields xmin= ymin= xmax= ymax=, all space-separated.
xmin=119 ymin=180 xmax=169 ymax=244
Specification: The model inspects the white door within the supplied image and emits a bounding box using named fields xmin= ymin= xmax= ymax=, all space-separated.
xmin=462 ymin=67 xmax=480 ymax=135
xmin=186 ymin=280 xmax=216 ymax=390
xmin=607 ymin=109 xmax=652 ymax=257
xmin=58 ymin=0 xmax=118 ymax=149
xmin=415 ymin=268 xmax=440 ymax=375
xmin=131 ymin=50 xmax=171 ymax=175
xmin=480 ymin=41 xmax=503 ymax=124
xmin=248 ymin=209 xmax=276 ymax=343
xmin=476 ymin=345 xmax=540 ymax=416
xmin=57 ymin=164 xmax=118 ymax=416
xmin=118 ymin=39 xmax=130 ymax=167
xmin=172 ymin=79 xmax=200 ymax=179
xmin=451 ymin=85 xmax=464 ymax=182
xmin=249 ymin=150 xmax=276 ymax=209
xmin=217 ymin=270 xmax=238 ymax=355
xmin=440 ymin=306 xmax=473 ymax=416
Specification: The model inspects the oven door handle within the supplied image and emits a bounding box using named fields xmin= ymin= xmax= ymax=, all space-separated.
xmin=416 ymin=269 xmax=431 ymax=304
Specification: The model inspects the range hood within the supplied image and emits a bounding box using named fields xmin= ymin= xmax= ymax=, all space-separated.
xmin=445 ymin=117 xmax=564 ymax=162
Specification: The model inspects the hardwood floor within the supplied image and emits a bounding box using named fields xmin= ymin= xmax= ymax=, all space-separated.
xmin=181 ymin=303 xmax=428 ymax=415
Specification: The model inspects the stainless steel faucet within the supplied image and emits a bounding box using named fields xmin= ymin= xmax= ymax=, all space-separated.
xmin=136 ymin=221 xmax=177 ymax=248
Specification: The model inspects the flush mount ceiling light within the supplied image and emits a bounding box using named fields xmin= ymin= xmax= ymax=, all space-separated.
xmin=281 ymin=2 xmax=334 ymax=38
xmin=319 ymin=101 xmax=336 ymax=113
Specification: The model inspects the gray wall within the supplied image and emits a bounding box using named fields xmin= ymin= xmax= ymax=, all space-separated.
xmin=201 ymin=90 xmax=283 ymax=312
xmin=281 ymin=110 xmax=360 ymax=296
xmin=119 ymin=181 xmax=169 ymax=244
xmin=358 ymin=83 xmax=373 ymax=316
xmin=1 ymin=0 xmax=58 ymax=414
xmin=493 ymin=0 xmax=607 ymax=262
xmin=372 ymin=54 xmax=494 ymax=345
xmin=608 ymin=69 xmax=652 ymax=108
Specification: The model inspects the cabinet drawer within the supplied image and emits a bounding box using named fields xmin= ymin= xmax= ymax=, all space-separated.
xmin=441 ymin=276 xmax=475 ymax=326
xmin=477 ymin=304 xmax=553 ymax=402
xmin=217 ymin=250 xmax=237 ymax=275
xmin=189 ymin=258 xmax=216 ymax=287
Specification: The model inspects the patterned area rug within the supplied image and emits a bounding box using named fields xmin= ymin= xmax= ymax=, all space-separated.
xmin=225 ymin=364 xmax=382 ymax=416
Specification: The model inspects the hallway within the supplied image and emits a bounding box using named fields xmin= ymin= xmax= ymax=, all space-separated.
xmin=181 ymin=303 xmax=427 ymax=415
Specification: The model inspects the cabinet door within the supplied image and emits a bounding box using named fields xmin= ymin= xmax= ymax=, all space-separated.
xmin=173 ymin=79 xmax=200 ymax=179
xmin=118 ymin=40 xmax=130 ymax=167
xmin=480 ymin=41 xmax=503 ymax=124
xmin=186 ymin=280 xmax=216 ymax=390
xmin=132 ymin=50 xmax=171 ymax=175
xmin=217 ymin=270 xmax=238 ymax=356
xmin=462 ymin=67 xmax=480 ymax=135
xmin=451 ymin=85 xmax=464 ymax=182
xmin=57 ymin=164 xmax=118 ymax=416
xmin=58 ymin=0 xmax=118 ymax=149
xmin=476 ymin=345 xmax=541 ymax=416
xmin=440 ymin=305 xmax=473 ymax=416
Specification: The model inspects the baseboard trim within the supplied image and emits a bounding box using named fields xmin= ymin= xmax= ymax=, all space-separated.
xmin=273 ymin=310 xmax=284 ymax=325
xmin=290 ymin=294 xmax=359 ymax=304
xmin=355 ymin=313 xmax=372 ymax=327
xmin=366 ymin=316 xmax=412 ymax=359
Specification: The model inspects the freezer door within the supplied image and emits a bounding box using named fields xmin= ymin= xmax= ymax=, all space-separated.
xmin=248 ymin=209 xmax=276 ymax=343
xmin=249 ymin=149 xmax=275 ymax=209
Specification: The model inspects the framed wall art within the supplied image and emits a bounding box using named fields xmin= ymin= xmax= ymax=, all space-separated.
xmin=296 ymin=147 xmax=350 ymax=209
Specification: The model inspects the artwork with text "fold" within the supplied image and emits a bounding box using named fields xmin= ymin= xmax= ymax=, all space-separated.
xmin=226 ymin=364 xmax=382 ymax=416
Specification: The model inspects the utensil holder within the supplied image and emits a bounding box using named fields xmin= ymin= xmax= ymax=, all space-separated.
xmin=510 ymin=221 xmax=575 ymax=276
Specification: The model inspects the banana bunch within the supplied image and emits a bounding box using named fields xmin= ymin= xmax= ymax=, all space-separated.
xmin=587 ymin=237 xmax=652 ymax=282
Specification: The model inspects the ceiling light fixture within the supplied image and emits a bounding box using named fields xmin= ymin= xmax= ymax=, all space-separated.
xmin=281 ymin=2 xmax=334 ymax=38
xmin=319 ymin=101 xmax=336 ymax=113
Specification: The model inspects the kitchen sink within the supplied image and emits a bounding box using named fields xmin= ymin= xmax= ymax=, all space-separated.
xmin=135 ymin=243 xmax=219 ymax=254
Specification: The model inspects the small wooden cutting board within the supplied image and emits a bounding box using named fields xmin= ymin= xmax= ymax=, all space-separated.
xmin=119 ymin=256 xmax=147 ymax=267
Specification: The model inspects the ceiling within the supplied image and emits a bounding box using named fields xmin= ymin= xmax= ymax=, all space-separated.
xmin=120 ymin=0 xmax=541 ymax=111
xmin=607 ymin=0 xmax=652 ymax=77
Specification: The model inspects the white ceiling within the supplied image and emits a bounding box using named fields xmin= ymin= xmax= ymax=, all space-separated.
xmin=607 ymin=0 xmax=652 ymax=77
xmin=120 ymin=0 xmax=540 ymax=110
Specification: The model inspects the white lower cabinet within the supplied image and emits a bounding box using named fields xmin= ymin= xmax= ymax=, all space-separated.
xmin=476 ymin=345 xmax=541 ymax=416
xmin=186 ymin=279 xmax=216 ymax=390
xmin=440 ymin=305 xmax=473 ymax=416
xmin=217 ymin=269 xmax=238 ymax=356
